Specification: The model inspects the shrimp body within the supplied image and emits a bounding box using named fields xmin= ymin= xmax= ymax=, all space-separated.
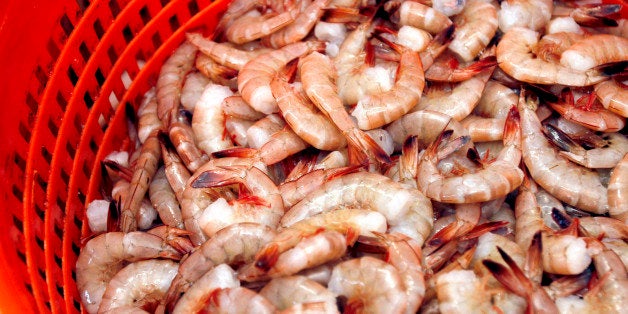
xmin=595 ymin=79 xmax=628 ymax=118
xmin=156 ymin=42 xmax=198 ymax=125
xmin=558 ymin=133 xmax=628 ymax=169
xmin=137 ymin=89 xmax=163 ymax=144
xmin=497 ymin=27 xmax=606 ymax=86
xmin=436 ymin=270 xmax=495 ymax=313
xmin=474 ymin=80 xmax=518 ymax=119
xmin=149 ymin=167 xmax=184 ymax=229
xmin=547 ymin=99 xmax=625 ymax=133
xmin=279 ymin=166 xmax=358 ymax=208
xmin=608 ymin=153 xmax=628 ymax=223
xmin=239 ymin=41 xmax=324 ymax=114
xmin=518 ymin=91 xmax=609 ymax=214
xmin=200 ymin=287 xmax=277 ymax=313
xmin=192 ymin=83 xmax=234 ymax=155
xmin=328 ymin=256 xmax=407 ymax=313
xmin=352 ymin=48 xmax=425 ymax=130
xmin=171 ymin=264 xmax=240 ymax=314
xmin=560 ymin=34 xmax=628 ymax=71
xmin=76 ymin=232 xmax=181 ymax=314
xmin=187 ymin=33 xmax=268 ymax=70
xmin=259 ymin=276 xmax=338 ymax=313
xmin=98 ymin=260 xmax=178 ymax=314
xmin=168 ymin=110 xmax=208 ymax=172
xmin=281 ymin=172 xmax=433 ymax=246
xmin=448 ymin=0 xmax=498 ymax=62
xmin=263 ymin=0 xmax=332 ymax=48
xmin=498 ymin=0 xmax=552 ymax=32
xmin=180 ymin=72 xmax=210 ymax=113
xmin=396 ymin=1 xmax=453 ymax=35
xmin=225 ymin=10 xmax=295 ymax=45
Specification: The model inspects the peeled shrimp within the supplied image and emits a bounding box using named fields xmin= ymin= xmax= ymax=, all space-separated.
xmin=168 ymin=110 xmax=208 ymax=172
xmin=560 ymin=34 xmax=628 ymax=71
xmin=171 ymin=264 xmax=240 ymax=314
xmin=435 ymin=270 xmax=495 ymax=313
xmin=259 ymin=276 xmax=338 ymax=312
xmin=148 ymin=167 xmax=184 ymax=229
xmin=595 ymin=78 xmax=628 ymax=118
xmin=498 ymin=0 xmax=552 ymax=32
xmin=609 ymin=153 xmax=628 ymax=223
xmin=192 ymin=83 xmax=234 ymax=155
xmin=156 ymin=42 xmax=197 ymax=125
xmin=263 ymin=0 xmax=332 ymax=48
xmin=328 ymin=256 xmax=407 ymax=313
xmin=180 ymin=72 xmax=210 ymax=112
xmin=278 ymin=165 xmax=359 ymax=208
xmin=394 ymin=1 xmax=453 ymax=35
xmin=76 ymin=232 xmax=181 ymax=314
xmin=186 ymin=33 xmax=268 ymax=70
xmin=514 ymin=174 xmax=545 ymax=251
xmin=541 ymin=233 xmax=591 ymax=275
xmin=448 ymin=0 xmax=498 ymax=62
xmin=136 ymin=89 xmax=163 ymax=144
xmin=199 ymin=287 xmax=276 ymax=313
xmin=98 ymin=259 xmax=178 ymax=314
xmin=225 ymin=10 xmax=295 ymax=45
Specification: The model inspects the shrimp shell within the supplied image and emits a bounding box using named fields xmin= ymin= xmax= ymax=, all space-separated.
xmin=560 ymin=34 xmax=628 ymax=71
xmin=608 ymin=153 xmax=628 ymax=223
xmin=156 ymin=42 xmax=197 ymax=125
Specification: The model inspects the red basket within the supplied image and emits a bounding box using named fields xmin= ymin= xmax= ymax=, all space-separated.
xmin=0 ymin=0 xmax=229 ymax=312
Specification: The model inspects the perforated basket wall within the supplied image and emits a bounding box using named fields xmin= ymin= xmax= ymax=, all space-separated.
xmin=0 ymin=0 xmax=229 ymax=312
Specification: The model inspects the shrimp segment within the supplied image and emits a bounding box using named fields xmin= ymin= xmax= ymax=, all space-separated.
xmin=225 ymin=10 xmax=295 ymax=45
xmin=595 ymin=79 xmax=628 ymax=118
xmin=156 ymin=42 xmax=197 ymax=125
xmin=608 ymin=153 xmax=628 ymax=224
xmin=259 ymin=276 xmax=338 ymax=313
xmin=263 ymin=0 xmax=332 ymax=48
xmin=186 ymin=33 xmax=268 ymax=71
xmin=448 ymin=0 xmax=498 ymax=62
xmin=560 ymin=34 xmax=628 ymax=71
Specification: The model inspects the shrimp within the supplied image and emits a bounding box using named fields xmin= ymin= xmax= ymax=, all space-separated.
xmin=435 ymin=270 xmax=496 ymax=313
xmin=259 ymin=276 xmax=338 ymax=313
xmin=225 ymin=10 xmax=296 ymax=45
xmin=192 ymin=83 xmax=234 ymax=155
xmin=148 ymin=167 xmax=184 ymax=229
xmin=392 ymin=0 xmax=453 ymax=35
xmin=186 ymin=33 xmax=269 ymax=71
xmin=460 ymin=115 xmax=505 ymax=142
xmin=541 ymin=232 xmax=591 ymax=275
xmin=192 ymin=164 xmax=284 ymax=237
xmin=279 ymin=165 xmax=359 ymax=208
xmin=328 ymin=256 xmax=407 ymax=313
xmin=156 ymin=42 xmax=197 ymax=126
xmin=270 ymin=75 xmax=346 ymax=150
xmin=579 ymin=216 xmax=628 ymax=240
xmin=168 ymin=110 xmax=209 ymax=172
xmin=546 ymin=90 xmax=625 ymax=133
xmin=299 ymin=51 xmax=390 ymax=166
xmin=263 ymin=0 xmax=333 ymax=48
xmin=497 ymin=0 xmax=552 ymax=32
xmin=120 ymin=132 xmax=161 ymax=232
xmin=608 ymin=153 xmax=628 ymax=223
xmin=195 ymin=53 xmax=238 ymax=89
xmin=238 ymin=41 xmax=325 ymax=114
xmin=136 ymin=88 xmax=163 ymax=144
xmin=199 ymin=287 xmax=277 ymax=313
xmin=351 ymin=39 xmax=425 ymax=130
xmin=518 ymin=89 xmax=609 ymax=214
xmin=222 ymin=95 xmax=266 ymax=121
xmin=514 ymin=174 xmax=546 ymax=251
xmin=595 ymin=78 xmax=628 ymax=118
xmin=536 ymin=32 xmax=585 ymax=64
xmin=246 ymin=113 xmax=286 ymax=149
xmin=474 ymin=80 xmax=519 ymax=119
xmin=281 ymin=171 xmax=433 ymax=246
xmin=165 ymin=223 xmax=276 ymax=309
xmin=448 ymin=0 xmax=498 ymax=62
xmin=225 ymin=116 xmax=254 ymax=147
xmin=98 ymin=260 xmax=178 ymax=314
xmin=560 ymin=34 xmax=628 ymax=71
xmin=424 ymin=53 xmax=497 ymax=83
xmin=76 ymin=232 xmax=181 ymax=314
xmin=158 ymin=133 xmax=191 ymax=203
xmin=496 ymin=27 xmax=606 ymax=86
xmin=557 ymin=132 xmax=628 ymax=169
xmin=180 ymin=72 xmax=210 ymax=113
xmin=171 ymin=264 xmax=240 ymax=314
xmin=417 ymin=107 xmax=523 ymax=203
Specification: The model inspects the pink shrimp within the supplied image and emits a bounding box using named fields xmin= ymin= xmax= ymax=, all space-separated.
xmin=263 ymin=0 xmax=333 ymax=48
xmin=608 ymin=153 xmax=628 ymax=224
xmin=595 ymin=78 xmax=628 ymax=118
xmin=156 ymin=42 xmax=197 ymax=126
xmin=560 ymin=34 xmax=628 ymax=71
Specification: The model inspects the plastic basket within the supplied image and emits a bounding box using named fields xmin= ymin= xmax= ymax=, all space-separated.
xmin=0 ymin=0 xmax=230 ymax=312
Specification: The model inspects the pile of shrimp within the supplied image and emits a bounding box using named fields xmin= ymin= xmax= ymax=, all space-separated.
xmin=77 ymin=0 xmax=628 ymax=312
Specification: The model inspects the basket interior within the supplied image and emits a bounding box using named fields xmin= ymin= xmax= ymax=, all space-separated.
xmin=0 ymin=0 xmax=228 ymax=312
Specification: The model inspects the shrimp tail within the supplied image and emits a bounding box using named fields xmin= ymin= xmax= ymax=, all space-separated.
xmin=191 ymin=166 xmax=244 ymax=189
xmin=482 ymin=250 xmax=531 ymax=297
xmin=321 ymin=7 xmax=367 ymax=23
xmin=427 ymin=221 xmax=460 ymax=248
xmin=503 ymin=106 xmax=521 ymax=144
xmin=466 ymin=55 xmax=498 ymax=74
xmin=102 ymin=160 xmax=134 ymax=182
xmin=212 ymin=147 xmax=258 ymax=159
xmin=344 ymin=298 xmax=365 ymax=314
xmin=459 ymin=220 xmax=510 ymax=240
xmin=107 ymin=200 xmax=120 ymax=232
xmin=572 ymin=4 xmax=622 ymax=27
xmin=525 ymin=231 xmax=543 ymax=283
xmin=325 ymin=165 xmax=365 ymax=182
xmin=345 ymin=128 xmax=392 ymax=166
xmin=254 ymin=243 xmax=280 ymax=271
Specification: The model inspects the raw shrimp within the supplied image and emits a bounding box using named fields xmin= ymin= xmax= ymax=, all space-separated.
xmin=547 ymin=94 xmax=625 ymax=133
xmin=246 ymin=113 xmax=285 ymax=149
xmin=393 ymin=0 xmax=453 ymax=35
xmin=98 ymin=259 xmax=178 ymax=314
xmin=186 ymin=33 xmax=269 ymax=70
xmin=497 ymin=0 xmax=552 ymax=32
xmin=225 ymin=10 xmax=296 ymax=45
xmin=148 ymin=167 xmax=184 ymax=229
xmin=536 ymin=32 xmax=585 ymax=64
xmin=156 ymin=42 xmax=197 ymax=126
xmin=180 ymin=72 xmax=210 ymax=112
xmin=259 ymin=276 xmax=338 ymax=312
xmin=595 ymin=78 xmax=628 ymax=118
xmin=435 ymin=270 xmax=495 ymax=313
xmin=579 ymin=216 xmax=628 ymax=240
xmin=557 ymin=132 xmax=628 ymax=169
xmin=120 ymin=132 xmax=161 ymax=232
xmin=225 ymin=116 xmax=254 ymax=146
xmin=171 ymin=264 xmax=240 ymax=314
xmin=609 ymin=153 xmax=628 ymax=223
xmin=195 ymin=53 xmax=238 ymax=89
xmin=395 ymin=25 xmax=431 ymax=53
xmin=263 ymin=0 xmax=332 ymax=48
xmin=279 ymin=165 xmax=359 ymax=208
xmin=168 ymin=110 xmax=209 ymax=172
xmin=299 ymin=51 xmax=390 ymax=166
xmin=281 ymin=171 xmax=433 ymax=246
xmin=271 ymin=76 xmax=346 ymax=150
xmin=541 ymin=232 xmax=591 ymax=275
xmin=328 ymin=256 xmax=407 ymax=313
xmin=238 ymin=41 xmax=325 ymax=114
xmin=518 ymin=89 xmax=609 ymax=214
xmin=165 ymin=223 xmax=276 ymax=309
xmin=560 ymin=34 xmax=628 ymax=71
xmin=76 ymin=232 xmax=181 ymax=314
xmin=192 ymin=164 xmax=284 ymax=237
xmin=199 ymin=287 xmax=276 ymax=313
xmin=448 ymin=0 xmax=498 ymax=62
xmin=514 ymin=174 xmax=545 ymax=251
xmin=136 ymin=89 xmax=163 ymax=144
xmin=474 ymin=80 xmax=519 ymax=119
xmin=192 ymin=83 xmax=234 ymax=155
xmin=424 ymin=53 xmax=497 ymax=83
xmin=158 ymin=133 xmax=191 ymax=202
xmin=460 ymin=115 xmax=505 ymax=142
xmin=497 ymin=27 xmax=606 ymax=86
xmin=417 ymin=107 xmax=523 ymax=203
xmin=222 ymin=95 xmax=266 ymax=121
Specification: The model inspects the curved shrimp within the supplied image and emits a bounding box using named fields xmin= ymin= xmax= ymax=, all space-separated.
xmin=497 ymin=0 xmax=552 ymax=32
xmin=560 ymin=34 xmax=628 ymax=71
xmin=514 ymin=174 xmax=546 ymax=251
xmin=136 ymin=88 xmax=163 ymax=144
xmin=536 ymin=32 xmax=585 ymax=64
xmin=199 ymin=287 xmax=277 ymax=313
xmin=557 ymin=132 xmax=628 ymax=169
xmin=192 ymin=83 xmax=234 ymax=155
xmin=165 ymin=223 xmax=276 ymax=309
xmin=608 ymin=153 xmax=628 ymax=224
xmin=271 ymin=75 xmax=346 ymax=150
xmin=300 ymin=51 xmax=390 ymax=166
xmin=595 ymin=78 xmax=628 ymax=118
xmin=518 ymin=89 xmax=609 ymax=214
xmin=263 ymin=0 xmax=332 ymax=48
xmin=120 ymin=132 xmax=161 ymax=232
xmin=239 ymin=41 xmax=324 ymax=115
xmin=156 ymin=42 xmax=197 ymax=126
xmin=225 ymin=9 xmax=296 ymax=45
xmin=579 ymin=216 xmax=628 ymax=240
xmin=168 ymin=110 xmax=209 ymax=172
xmin=191 ymin=164 xmax=284 ymax=237
xmin=541 ymin=232 xmax=591 ymax=275
xmin=148 ymin=167 xmax=184 ymax=229
xmin=222 ymin=95 xmax=265 ymax=121
xmin=279 ymin=165 xmax=359 ymax=208
xmin=496 ymin=27 xmax=606 ymax=86
xmin=259 ymin=276 xmax=338 ymax=313
xmin=186 ymin=33 xmax=269 ymax=71
xmin=180 ymin=72 xmax=210 ymax=113
xmin=171 ymin=264 xmax=240 ymax=314
xmin=417 ymin=107 xmax=523 ymax=203
xmin=424 ymin=53 xmax=497 ymax=83
xmin=76 ymin=232 xmax=181 ymax=314
xmin=474 ymin=80 xmax=518 ymax=119
xmin=547 ymin=92 xmax=625 ymax=133
xmin=448 ymin=0 xmax=498 ymax=62
xmin=393 ymin=0 xmax=453 ymax=35
xmin=98 ymin=260 xmax=178 ymax=314
xmin=435 ymin=269 xmax=496 ymax=313
xmin=281 ymin=171 xmax=433 ymax=246
xmin=194 ymin=53 xmax=238 ymax=89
